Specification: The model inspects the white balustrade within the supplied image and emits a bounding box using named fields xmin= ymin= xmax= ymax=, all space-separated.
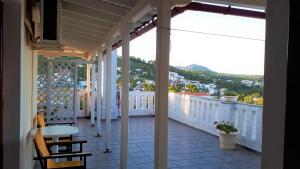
xmin=76 ymin=90 xmax=87 ymax=117
xmin=168 ymin=92 xmax=262 ymax=152
xmin=128 ymin=91 xmax=155 ymax=116
xmin=75 ymin=90 xmax=262 ymax=152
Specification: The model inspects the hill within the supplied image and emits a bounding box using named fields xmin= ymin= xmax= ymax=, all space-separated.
xmin=177 ymin=64 xmax=212 ymax=72
xmin=117 ymin=56 xmax=263 ymax=95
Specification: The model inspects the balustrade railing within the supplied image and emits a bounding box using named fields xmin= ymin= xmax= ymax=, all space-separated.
xmin=76 ymin=90 xmax=262 ymax=152
xmin=128 ymin=91 xmax=155 ymax=116
xmin=168 ymin=92 xmax=262 ymax=152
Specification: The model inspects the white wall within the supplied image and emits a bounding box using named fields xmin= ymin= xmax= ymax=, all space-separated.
xmin=3 ymin=0 xmax=36 ymax=168
xmin=3 ymin=0 xmax=22 ymax=168
xmin=19 ymin=36 xmax=37 ymax=169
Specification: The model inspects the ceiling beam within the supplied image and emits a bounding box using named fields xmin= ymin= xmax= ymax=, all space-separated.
xmin=193 ymin=0 xmax=266 ymax=9
xmin=62 ymin=17 xmax=109 ymax=33
xmin=94 ymin=0 xmax=153 ymax=51
xmin=62 ymin=22 xmax=107 ymax=35
xmin=61 ymin=15 xmax=111 ymax=30
xmin=101 ymin=0 xmax=138 ymax=9
xmin=62 ymin=31 xmax=101 ymax=42
xmin=62 ymin=39 xmax=95 ymax=50
xmin=62 ymin=42 xmax=92 ymax=52
xmin=63 ymin=35 xmax=98 ymax=44
xmin=62 ymin=1 xmax=120 ymax=24
xmin=63 ymin=0 xmax=128 ymax=17
xmin=38 ymin=50 xmax=90 ymax=60
xmin=62 ymin=28 xmax=104 ymax=40
xmin=62 ymin=10 xmax=114 ymax=29
xmin=185 ymin=2 xmax=265 ymax=18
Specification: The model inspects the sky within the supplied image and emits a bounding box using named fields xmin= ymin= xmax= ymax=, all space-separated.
xmin=117 ymin=11 xmax=266 ymax=75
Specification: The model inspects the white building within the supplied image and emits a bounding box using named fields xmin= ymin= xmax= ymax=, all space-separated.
xmin=169 ymin=71 xmax=184 ymax=82
xmin=241 ymin=80 xmax=255 ymax=86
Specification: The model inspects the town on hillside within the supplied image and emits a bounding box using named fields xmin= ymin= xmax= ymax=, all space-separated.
xmin=116 ymin=56 xmax=264 ymax=105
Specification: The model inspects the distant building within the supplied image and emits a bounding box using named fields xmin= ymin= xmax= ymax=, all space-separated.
xmin=241 ymin=80 xmax=255 ymax=87
xmin=169 ymin=71 xmax=184 ymax=82
xmin=220 ymin=88 xmax=227 ymax=95
xmin=254 ymin=80 xmax=264 ymax=87
xmin=145 ymin=80 xmax=155 ymax=85
xmin=135 ymin=69 xmax=142 ymax=72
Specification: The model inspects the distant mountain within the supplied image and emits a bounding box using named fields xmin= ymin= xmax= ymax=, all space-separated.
xmin=177 ymin=64 xmax=212 ymax=72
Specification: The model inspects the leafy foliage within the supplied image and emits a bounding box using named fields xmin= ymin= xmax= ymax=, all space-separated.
xmin=116 ymin=56 xmax=264 ymax=103
xmin=143 ymin=83 xmax=155 ymax=91
xmin=238 ymin=92 xmax=263 ymax=105
xmin=223 ymin=90 xmax=238 ymax=96
xmin=214 ymin=121 xmax=238 ymax=134
xmin=186 ymin=84 xmax=198 ymax=93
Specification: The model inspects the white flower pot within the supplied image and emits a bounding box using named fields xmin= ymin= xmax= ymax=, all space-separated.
xmin=217 ymin=130 xmax=238 ymax=150
xmin=221 ymin=96 xmax=238 ymax=103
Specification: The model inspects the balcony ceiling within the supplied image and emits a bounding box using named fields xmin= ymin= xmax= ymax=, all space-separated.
xmin=61 ymin=0 xmax=266 ymax=54
xmin=61 ymin=0 xmax=156 ymax=53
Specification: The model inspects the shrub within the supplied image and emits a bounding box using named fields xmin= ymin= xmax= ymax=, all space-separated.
xmin=214 ymin=121 xmax=238 ymax=134
xmin=223 ymin=90 xmax=238 ymax=96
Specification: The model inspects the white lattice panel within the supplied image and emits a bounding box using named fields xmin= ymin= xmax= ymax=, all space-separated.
xmin=37 ymin=57 xmax=48 ymax=119
xmin=47 ymin=61 xmax=76 ymax=124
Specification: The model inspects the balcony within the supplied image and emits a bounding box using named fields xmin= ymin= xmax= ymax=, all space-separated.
xmin=35 ymin=116 xmax=260 ymax=169
xmin=33 ymin=91 xmax=262 ymax=168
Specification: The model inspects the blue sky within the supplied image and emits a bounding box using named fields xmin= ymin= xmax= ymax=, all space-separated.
xmin=117 ymin=11 xmax=266 ymax=75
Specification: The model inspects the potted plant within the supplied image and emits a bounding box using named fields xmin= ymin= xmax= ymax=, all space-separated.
xmin=221 ymin=90 xmax=238 ymax=102
xmin=214 ymin=121 xmax=238 ymax=150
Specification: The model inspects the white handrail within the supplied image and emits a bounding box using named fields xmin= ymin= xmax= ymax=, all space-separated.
xmin=76 ymin=90 xmax=262 ymax=152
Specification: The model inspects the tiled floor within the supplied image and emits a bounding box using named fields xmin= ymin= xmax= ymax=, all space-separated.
xmin=34 ymin=117 xmax=261 ymax=169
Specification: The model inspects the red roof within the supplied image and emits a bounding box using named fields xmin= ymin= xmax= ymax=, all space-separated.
xmin=177 ymin=92 xmax=209 ymax=96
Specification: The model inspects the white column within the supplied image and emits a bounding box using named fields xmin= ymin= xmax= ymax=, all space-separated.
xmin=86 ymin=64 xmax=91 ymax=117
xmin=120 ymin=23 xmax=131 ymax=169
xmin=262 ymin=0 xmax=289 ymax=168
xmin=96 ymin=51 xmax=103 ymax=136
xmin=111 ymin=49 xmax=118 ymax=119
xmin=90 ymin=63 xmax=96 ymax=125
xmin=102 ymin=54 xmax=107 ymax=119
xmin=154 ymin=1 xmax=171 ymax=169
xmin=104 ymin=45 xmax=112 ymax=152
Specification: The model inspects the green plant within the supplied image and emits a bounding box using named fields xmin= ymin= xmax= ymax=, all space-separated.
xmin=214 ymin=121 xmax=238 ymax=134
xmin=223 ymin=90 xmax=238 ymax=96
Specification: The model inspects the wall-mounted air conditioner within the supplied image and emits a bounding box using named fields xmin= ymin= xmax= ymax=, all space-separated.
xmin=29 ymin=0 xmax=63 ymax=50
xmin=40 ymin=0 xmax=61 ymax=43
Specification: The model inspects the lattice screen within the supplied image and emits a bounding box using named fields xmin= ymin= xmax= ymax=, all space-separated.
xmin=37 ymin=57 xmax=48 ymax=119
xmin=37 ymin=57 xmax=77 ymax=124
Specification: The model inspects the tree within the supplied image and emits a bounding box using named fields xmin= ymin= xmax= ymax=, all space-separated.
xmin=186 ymin=84 xmax=198 ymax=93
xmin=129 ymin=80 xmax=137 ymax=91
xmin=143 ymin=82 xmax=155 ymax=91
xmin=238 ymin=92 xmax=263 ymax=105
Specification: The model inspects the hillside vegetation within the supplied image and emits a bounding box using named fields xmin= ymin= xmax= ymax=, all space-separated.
xmin=117 ymin=56 xmax=263 ymax=96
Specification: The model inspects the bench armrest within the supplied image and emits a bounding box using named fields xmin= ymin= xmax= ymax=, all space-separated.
xmin=43 ymin=152 xmax=92 ymax=159
xmin=46 ymin=139 xmax=87 ymax=146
